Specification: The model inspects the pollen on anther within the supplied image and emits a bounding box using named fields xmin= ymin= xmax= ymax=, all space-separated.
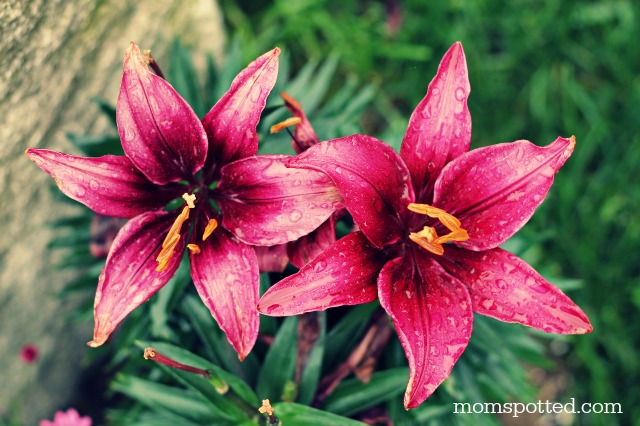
xmin=187 ymin=244 xmax=201 ymax=254
xmin=182 ymin=193 xmax=196 ymax=208
xmin=143 ymin=347 xmax=156 ymax=360
xmin=259 ymin=399 xmax=274 ymax=416
xmin=203 ymin=219 xmax=218 ymax=241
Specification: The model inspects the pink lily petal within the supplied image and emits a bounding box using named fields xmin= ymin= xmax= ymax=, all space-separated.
xmin=255 ymin=244 xmax=289 ymax=272
xmin=190 ymin=227 xmax=260 ymax=361
xmin=89 ymin=211 xmax=185 ymax=347
xmin=258 ymin=232 xmax=385 ymax=316
xmin=287 ymin=135 xmax=415 ymax=248
xmin=441 ymin=246 xmax=592 ymax=334
xmin=117 ymin=42 xmax=208 ymax=185
xmin=282 ymin=92 xmax=320 ymax=153
xmin=202 ymin=48 xmax=280 ymax=177
xmin=378 ymin=252 xmax=473 ymax=408
xmin=286 ymin=216 xmax=336 ymax=268
xmin=217 ymin=155 xmax=343 ymax=246
xmin=400 ymin=42 xmax=471 ymax=204
xmin=26 ymin=149 xmax=182 ymax=218
xmin=434 ymin=136 xmax=576 ymax=250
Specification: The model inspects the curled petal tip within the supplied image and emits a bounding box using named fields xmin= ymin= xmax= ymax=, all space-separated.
xmin=87 ymin=338 xmax=105 ymax=348
xmin=123 ymin=42 xmax=145 ymax=68
xmin=88 ymin=324 xmax=110 ymax=347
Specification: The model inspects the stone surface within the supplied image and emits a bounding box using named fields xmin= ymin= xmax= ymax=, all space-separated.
xmin=0 ymin=0 xmax=224 ymax=423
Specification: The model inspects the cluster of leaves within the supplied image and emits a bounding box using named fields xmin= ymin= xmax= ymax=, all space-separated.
xmin=217 ymin=1 xmax=640 ymax=425
xmin=44 ymin=40 xmax=566 ymax=425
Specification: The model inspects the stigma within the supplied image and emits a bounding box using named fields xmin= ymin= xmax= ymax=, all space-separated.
xmin=407 ymin=203 xmax=469 ymax=255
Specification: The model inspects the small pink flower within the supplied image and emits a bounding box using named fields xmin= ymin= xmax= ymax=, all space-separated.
xmin=39 ymin=408 xmax=91 ymax=426
xmin=20 ymin=344 xmax=38 ymax=364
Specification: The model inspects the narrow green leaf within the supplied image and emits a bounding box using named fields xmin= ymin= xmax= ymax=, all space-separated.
xmin=149 ymin=255 xmax=191 ymax=340
xmin=259 ymin=273 xmax=278 ymax=335
xmin=324 ymin=302 xmax=378 ymax=370
xmin=256 ymin=316 xmax=298 ymax=401
xmin=323 ymin=368 xmax=408 ymax=416
xmin=112 ymin=374 xmax=226 ymax=423
xmin=296 ymin=312 xmax=326 ymax=405
xmin=273 ymin=402 xmax=366 ymax=426
xmin=179 ymin=293 xmax=260 ymax=381
xmin=168 ymin=39 xmax=205 ymax=118
xmin=91 ymin=97 xmax=117 ymax=128
xmin=66 ymin=133 xmax=123 ymax=157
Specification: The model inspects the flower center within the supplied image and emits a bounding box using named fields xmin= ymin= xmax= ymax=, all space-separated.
xmin=156 ymin=193 xmax=221 ymax=271
xmin=407 ymin=203 xmax=469 ymax=255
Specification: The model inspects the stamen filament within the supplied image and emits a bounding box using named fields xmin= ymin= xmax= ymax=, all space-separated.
xmin=144 ymin=347 xmax=210 ymax=377
xmin=270 ymin=117 xmax=302 ymax=134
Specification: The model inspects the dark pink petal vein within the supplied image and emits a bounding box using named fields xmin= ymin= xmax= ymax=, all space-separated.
xmin=190 ymin=228 xmax=260 ymax=361
xmin=440 ymin=246 xmax=592 ymax=334
xmin=258 ymin=232 xmax=385 ymax=316
xmin=434 ymin=136 xmax=576 ymax=251
xmin=400 ymin=42 xmax=471 ymax=204
xmin=117 ymin=42 xmax=208 ymax=185
xmin=288 ymin=135 xmax=414 ymax=248
xmin=89 ymin=211 xmax=185 ymax=347
xmin=202 ymin=48 xmax=280 ymax=176
xmin=378 ymin=252 xmax=473 ymax=408
xmin=26 ymin=149 xmax=182 ymax=218
xmin=217 ymin=155 xmax=343 ymax=246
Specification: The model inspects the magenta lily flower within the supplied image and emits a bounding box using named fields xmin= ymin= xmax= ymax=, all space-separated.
xmin=258 ymin=42 xmax=592 ymax=407
xmin=26 ymin=43 xmax=341 ymax=359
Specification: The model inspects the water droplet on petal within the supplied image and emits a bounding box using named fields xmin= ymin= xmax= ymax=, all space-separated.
xmin=313 ymin=260 xmax=327 ymax=273
xmin=289 ymin=210 xmax=302 ymax=222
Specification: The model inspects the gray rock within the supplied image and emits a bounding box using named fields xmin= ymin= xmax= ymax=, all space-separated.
xmin=0 ymin=0 xmax=225 ymax=423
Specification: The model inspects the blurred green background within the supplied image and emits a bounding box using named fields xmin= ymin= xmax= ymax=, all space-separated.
xmin=217 ymin=0 xmax=639 ymax=424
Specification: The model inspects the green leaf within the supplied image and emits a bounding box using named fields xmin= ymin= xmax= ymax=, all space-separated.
xmin=112 ymin=374 xmax=227 ymax=423
xmin=91 ymin=97 xmax=117 ymax=128
xmin=296 ymin=312 xmax=326 ymax=405
xmin=259 ymin=273 xmax=278 ymax=335
xmin=256 ymin=316 xmax=298 ymax=401
xmin=323 ymin=368 xmax=408 ymax=416
xmin=149 ymin=255 xmax=191 ymax=340
xmin=273 ymin=402 xmax=366 ymax=426
xmin=179 ymin=294 xmax=260 ymax=381
xmin=66 ymin=133 xmax=123 ymax=157
xmin=324 ymin=302 xmax=378 ymax=370
xmin=168 ymin=39 xmax=205 ymax=118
